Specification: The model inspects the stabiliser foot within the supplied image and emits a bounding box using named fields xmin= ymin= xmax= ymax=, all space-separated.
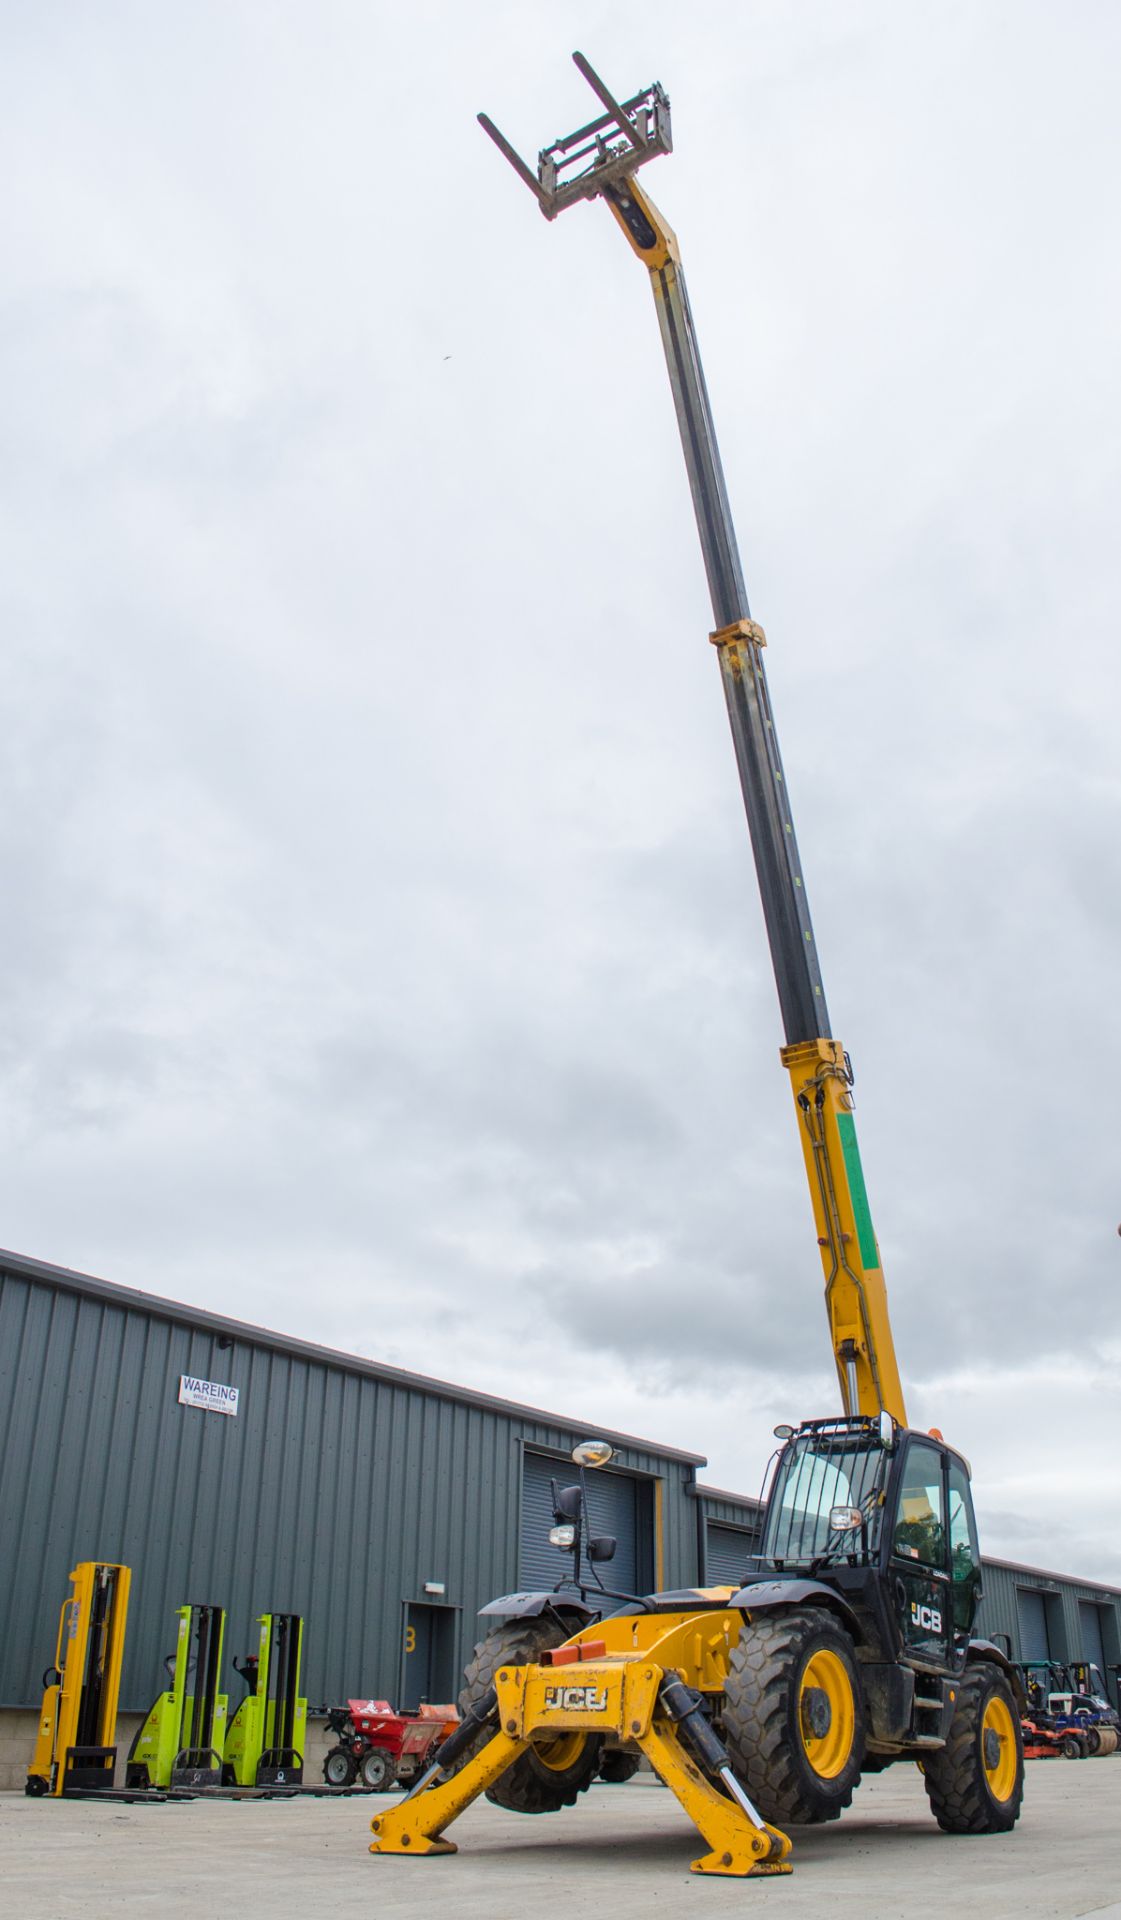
xmin=692 ymin=1847 xmax=793 ymax=1877
xmin=369 ymin=1815 xmax=456 ymax=1857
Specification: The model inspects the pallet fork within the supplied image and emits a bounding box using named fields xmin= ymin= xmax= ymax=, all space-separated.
xmin=125 ymin=1602 xmax=228 ymax=1789
xmin=26 ymin=1561 xmax=131 ymax=1796
xmin=223 ymin=1612 xmax=307 ymax=1786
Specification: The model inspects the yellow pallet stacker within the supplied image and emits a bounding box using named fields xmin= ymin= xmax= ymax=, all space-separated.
xmin=26 ymin=1560 xmax=131 ymax=1796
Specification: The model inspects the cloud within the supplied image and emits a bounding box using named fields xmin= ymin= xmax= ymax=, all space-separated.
xmin=0 ymin=1 xmax=1118 ymax=1586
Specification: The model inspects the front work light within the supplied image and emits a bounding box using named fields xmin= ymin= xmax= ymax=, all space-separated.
xmin=549 ymin=1524 xmax=576 ymax=1548
xmin=829 ymin=1506 xmax=863 ymax=1533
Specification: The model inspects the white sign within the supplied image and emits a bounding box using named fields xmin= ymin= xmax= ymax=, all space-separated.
xmin=178 ymin=1374 xmax=239 ymax=1417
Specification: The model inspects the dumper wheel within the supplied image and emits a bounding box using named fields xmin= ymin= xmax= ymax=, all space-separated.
xmin=923 ymin=1666 xmax=1024 ymax=1832
xmin=359 ymin=1746 xmax=397 ymax=1791
xmin=722 ymin=1606 xmax=865 ymax=1824
xmin=323 ymin=1746 xmax=357 ymax=1787
xmin=459 ymin=1616 xmax=602 ymax=1814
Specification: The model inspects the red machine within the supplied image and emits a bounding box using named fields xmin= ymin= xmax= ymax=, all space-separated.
xmin=1020 ymin=1717 xmax=1090 ymax=1762
xmin=322 ymin=1699 xmax=459 ymax=1790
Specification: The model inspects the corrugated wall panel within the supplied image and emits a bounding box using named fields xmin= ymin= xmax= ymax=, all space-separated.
xmin=0 ymin=1263 xmax=705 ymax=1713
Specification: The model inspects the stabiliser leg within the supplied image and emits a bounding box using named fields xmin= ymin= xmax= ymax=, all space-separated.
xmin=369 ymin=1690 xmax=529 ymax=1856
xmin=654 ymin=1679 xmax=791 ymax=1876
xmin=368 ymin=1661 xmax=792 ymax=1877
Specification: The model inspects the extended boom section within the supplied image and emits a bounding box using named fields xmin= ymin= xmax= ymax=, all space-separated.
xmin=482 ymin=55 xmax=904 ymax=1426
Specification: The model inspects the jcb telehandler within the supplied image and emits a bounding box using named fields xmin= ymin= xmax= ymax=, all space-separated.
xmin=369 ymin=54 xmax=1024 ymax=1879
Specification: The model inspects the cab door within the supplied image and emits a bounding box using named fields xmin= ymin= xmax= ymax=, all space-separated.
xmin=888 ymin=1438 xmax=952 ymax=1665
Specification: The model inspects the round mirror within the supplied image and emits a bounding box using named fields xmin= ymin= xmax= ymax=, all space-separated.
xmin=572 ymin=1438 xmax=614 ymax=1468
xmin=773 ymin=1423 xmax=795 ymax=1440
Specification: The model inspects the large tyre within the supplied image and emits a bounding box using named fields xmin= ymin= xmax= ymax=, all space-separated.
xmin=459 ymin=1615 xmax=602 ymax=1814
xmin=323 ymin=1745 xmax=357 ymax=1787
xmin=923 ymin=1666 xmax=1024 ymax=1832
xmin=723 ymin=1607 xmax=865 ymax=1825
xmin=359 ymin=1746 xmax=397 ymax=1791
xmin=598 ymin=1749 xmax=641 ymax=1784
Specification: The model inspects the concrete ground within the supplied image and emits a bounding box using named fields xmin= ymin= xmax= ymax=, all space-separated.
xmin=2 ymin=1765 xmax=1119 ymax=1919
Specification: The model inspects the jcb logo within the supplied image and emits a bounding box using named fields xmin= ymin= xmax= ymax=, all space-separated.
xmin=910 ymin=1602 xmax=942 ymax=1633
xmin=542 ymin=1684 xmax=608 ymax=1713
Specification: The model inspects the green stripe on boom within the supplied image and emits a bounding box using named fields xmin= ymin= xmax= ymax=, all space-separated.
xmin=835 ymin=1112 xmax=880 ymax=1270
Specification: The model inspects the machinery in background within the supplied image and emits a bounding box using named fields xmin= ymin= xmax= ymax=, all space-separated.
xmin=26 ymin=1561 xmax=131 ymax=1796
xmin=1017 ymin=1661 xmax=1119 ymax=1757
xmin=125 ymin=1602 xmax=228 ymax=1789
xmin=322 ymin=1698 xmax=459 ymax=1789
xmin=223 ymin=1611 xmax=307 ymax=1786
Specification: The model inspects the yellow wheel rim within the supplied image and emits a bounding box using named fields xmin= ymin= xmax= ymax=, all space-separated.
xmin=532 ymin=1729 xmax=587 ymax=1772
xmin=981 ymin=1694 xmax=1017 ymax=1802
xmin=799 ymin=1649 xmax=855 ymax=1780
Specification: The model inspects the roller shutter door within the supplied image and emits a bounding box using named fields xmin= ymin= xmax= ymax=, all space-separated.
xmin=1078 ymin=1601 xmax=1106 ymax=1676
xmin=520 ymin=1450 xmax=638 ymax=1595
xmin=705 ymin=1522 xmax=756 ymax=1587
xmin=1017 ymin=1588 xmax=1050 ymax=1664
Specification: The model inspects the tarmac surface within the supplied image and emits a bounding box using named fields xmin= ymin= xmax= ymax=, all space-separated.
xmin=2 ymin=1763 xmax=1120 ymax=1919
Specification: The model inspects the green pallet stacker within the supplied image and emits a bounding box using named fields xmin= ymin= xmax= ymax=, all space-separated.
xmin=125 ymin=1603 xmax=228 ymax=1789
xmin=223 ymin=1612 xmax=307 ymax=1786
xmin=27 ymin=1561 xmax=131 ymax=1796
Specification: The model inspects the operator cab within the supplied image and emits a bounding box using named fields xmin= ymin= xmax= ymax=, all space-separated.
xmin=747 ymin=1414 xmax=984 ymax=1667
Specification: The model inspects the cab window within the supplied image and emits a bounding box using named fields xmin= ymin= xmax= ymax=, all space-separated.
xmin=947 ymin=1459 xmax=982 ymax=1631
xmin=892 ymin=1441 xmax=946 ymax=1569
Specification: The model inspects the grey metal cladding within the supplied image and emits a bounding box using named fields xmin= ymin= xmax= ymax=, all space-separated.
xmin=975 ymin=1556 xmax=1121 ymax=1672
xmin=0 ymin=1257 xmax=702 ymax=1712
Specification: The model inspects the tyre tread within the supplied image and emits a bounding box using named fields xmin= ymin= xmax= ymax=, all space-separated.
xmin=459 ymin=1616 xmax=601 ymax=1814
xmin=722 ymin=1606 xmax=864 ymax=1825
xmin=922 ymin=1667 xmax=1024 ymax=1834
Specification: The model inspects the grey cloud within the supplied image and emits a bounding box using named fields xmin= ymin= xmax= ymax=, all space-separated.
xmin=0 ymin=2 xmax=1117 ymax=1584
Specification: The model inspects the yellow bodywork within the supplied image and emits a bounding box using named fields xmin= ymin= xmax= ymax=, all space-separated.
xmin=779 ymin=1037 xmax=906 ymax=1424
xmin=370 ymin=1610 xmax=792 ymax=1878
xmin=28 ymin=1561 xmax=130 ymax=1796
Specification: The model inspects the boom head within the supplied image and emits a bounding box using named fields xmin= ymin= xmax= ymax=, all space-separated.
xmin=478 ymin=52 xmax=670 ymax=219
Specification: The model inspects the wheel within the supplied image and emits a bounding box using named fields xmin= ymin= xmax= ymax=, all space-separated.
xmin=598 ymin=1749 xmax=641 ymax=1784
xmin=459 ymin=1615 xmax=602 ymax=1814
xmin=923 ymin=1666 xmax=1024 ymax=1832
xmin=24 ymin=1775 xmax=49 ymax=1797
xmin=1060 ymin=1734 xmax=1081 ymax=1760
xmin=1083 ymin=1726 xmax=1101 ymax=1757
xmin=722 ymin=1606 xmax=865 ymax=1824
xmin=323 ymin=1745 xmax=358 ymax=1787
xmin=358 ymin=1746 xmax=397 ymax=1791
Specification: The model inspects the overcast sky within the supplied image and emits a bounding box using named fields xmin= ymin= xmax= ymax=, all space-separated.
xmin=2 ymin=2 xmax=1119 ymax=1584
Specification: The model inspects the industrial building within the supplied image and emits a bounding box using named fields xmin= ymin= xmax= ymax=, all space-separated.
xmin=2 ymin=1245 xmax=1118 ymax=1785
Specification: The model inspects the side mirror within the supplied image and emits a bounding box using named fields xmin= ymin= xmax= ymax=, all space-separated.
xmin=588 ymin=1536 xmax=616 ymax=1564
xmin=553 ymin=1484 xmax=582 ymax=1521
xmin=879 ymin=1410 xmax=895 ymax=1451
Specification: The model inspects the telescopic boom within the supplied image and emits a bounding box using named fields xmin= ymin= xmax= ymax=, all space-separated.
xmin=480 ymin=56 xmax=906 ymax=1425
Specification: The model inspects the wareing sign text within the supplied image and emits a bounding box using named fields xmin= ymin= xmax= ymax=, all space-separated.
xmin=178 ymin=1375 xmax=239 ymax=1417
